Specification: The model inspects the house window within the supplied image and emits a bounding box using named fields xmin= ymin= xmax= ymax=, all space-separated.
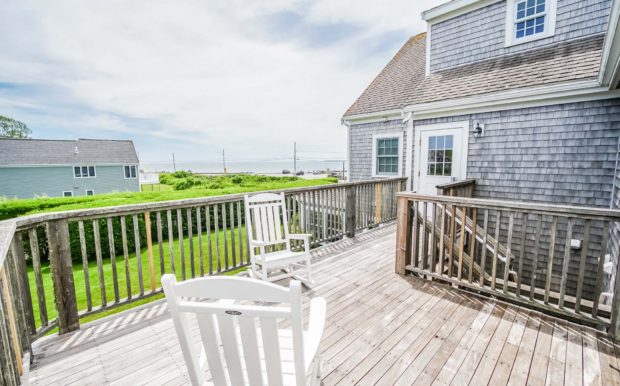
xmin=427 ymin=135 xmax=453 ymax=176
xmin=85 ymin=189 xmax=94 ymax=196
xmin=505 ymin=0 xmax=556 ymax=46
xmin=74 ymin=165 xmax=96 ymax=178
xmin=62 ymin=191 xmax=73 ymax=197
xmin=124 ymin=165 xmax=137 ymax=179
xmin=376 ymin=138 xmax=399 ymax=174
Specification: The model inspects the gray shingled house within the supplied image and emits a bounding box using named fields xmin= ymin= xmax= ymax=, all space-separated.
xmin=0 ymin=138 xmax=140 ymax=198
xmin=343 ymin=0 xmax=620 ymax=303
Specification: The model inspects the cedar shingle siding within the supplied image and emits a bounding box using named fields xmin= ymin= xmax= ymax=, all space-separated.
xmin=430 ymin=0 xmax=612 ymax=72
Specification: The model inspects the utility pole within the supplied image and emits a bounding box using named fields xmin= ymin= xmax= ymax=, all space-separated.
xmin=222 ymin=149 xmax=227 ymax=174
xmin=172 ymin=153 xmax=176 ymax=172
xmin=293 ymin=142 xmax=297 ymax=175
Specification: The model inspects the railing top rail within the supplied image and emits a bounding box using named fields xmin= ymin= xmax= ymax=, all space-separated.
xmin=398 ymin=192 xmax=620 ymax=221
xmin=436 ymin=178 xmax=476 ymax=190
xmin=3 ymin=178 xmax=406 ymax=231
xmin=0 ymin=220 xmax=16 ymax=267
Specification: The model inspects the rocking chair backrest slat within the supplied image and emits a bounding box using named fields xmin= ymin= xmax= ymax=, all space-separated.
xmin=245 ymin=193 xmax=290 ymax=246
xmin=162 ymin=275 xmax=307 ymax=386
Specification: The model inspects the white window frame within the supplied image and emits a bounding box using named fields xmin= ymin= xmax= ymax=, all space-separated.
xmin=371 ymin=132 xmax=403 ymax=178
xmin=73 ymin=165 xmax=96 ymax=178
xmin=62 ymin=191 xmax=73 ymax=197
xmin=505 ymin=0 xmax=557 ymax=47
xmin=124 ymin=165 xmax=138 ymax=179
xmin=85 ymin=189 xmax=95 ymax=196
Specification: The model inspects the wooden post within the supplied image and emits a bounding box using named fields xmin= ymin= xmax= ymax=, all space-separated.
xmin=395 ymin=196 xmax=412 ymax=275
xmin=0 ymin=267 xmax=22 ymax=376
xmin=345 ymin=185 xmax=357 ymax=238
xmin=47 ymin=220 xmax=79 ymax=334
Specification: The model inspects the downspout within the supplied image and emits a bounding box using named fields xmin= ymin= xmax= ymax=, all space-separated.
xmin=611 ymin=135 xmax=620 ymax=209
xmin=402 ymin=110 xmax=414 ymax=191
xmin=341 ymin=118 xmax=352 ymax=182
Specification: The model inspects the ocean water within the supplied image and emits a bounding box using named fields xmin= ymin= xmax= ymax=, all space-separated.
xmin=142 ymin=160 xmax=347 ymax=174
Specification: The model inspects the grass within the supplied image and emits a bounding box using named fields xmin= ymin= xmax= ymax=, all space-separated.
xmin=1 ymin=174 xmax=337 ymax=220
xmin=29 ymin=223 xmax=249 ymax=332
xmin=15 ymin=173 xmax=337 ymax=330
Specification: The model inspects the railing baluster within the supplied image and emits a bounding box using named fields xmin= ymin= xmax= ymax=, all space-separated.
xmin=166 ymin=210 xmax=175 ymax=275
xmin=214 ymin=205 xmax=221 ymax=273
xmin=229 ymin=202 xmax=236 ymax=267
xmin=448 ymin=204 xmax=456 ymax=277
xmin=222 ymin=203 xmax=229 ymax=270
xmin=92 ymin=220 xmax=106 ymax=307
xmin=490 ymin=211 xmax=501 ymax=290
xmin=133 ymin=214 xmax=144 ymax=296
xmin=177 ymin=209 xmax=185 ymax=280
xmin=0 ymin=265 xmax=22 ymax=376
xmin=107 ymin=218 xmax=120 ymax=302
xmin=439 ymin=203 xmax=446 ymax=275
xmin=28 ymin=228 xmax=48 ymax=326
xmin=468 ymin=207 xmax=478 ymax=284
xmin=144 ymin=212 xmax=156 ymax=292
xmin=196 ymin=207 xmax=204 ymax=277
xmin=187 ymin=208 xmax=195 ymax=278
xmin=206 ymin=206 xmax=213 ymax=274
xmin=502 ymin=212 xmax=514 ymax=293
xmin=421 ymin=202 xmax=428 ymax=271
xmin=558 ymin=217 xmax=575 ymax=308
xmin=77 ymin=221 xmax=92 ymax=312
xmin=237 ymin=201 xmax=244 ymax=265
xmin=575 ymin=219 xmax=591 ymax=313
xmin=480 ymin=209 xmax=489 ymax=286
xmin=457 ymin=206 xmax=466 ymax=281
xmin=592 ymin=222 xmax=609 ymax=318
xmin=412 ymin=201 xmax=419 ymax=268
xmin=156 ymin=212 xmax=165 ymax=277
xmin=544 ymin=216 xmax=558 ymax=305
xmin=516 ymin=212 xmax=526 ymax=297
xmin=430 ymin=203 xmax=437 ymax=274
xmin=120 ymin=216 xmax=132 ymax=299
xmin=529 ymin=214 xmax=543 ymax=300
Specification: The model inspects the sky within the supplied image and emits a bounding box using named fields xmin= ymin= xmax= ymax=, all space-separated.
xmin=0 ymin=0 xmax=443 ymax=168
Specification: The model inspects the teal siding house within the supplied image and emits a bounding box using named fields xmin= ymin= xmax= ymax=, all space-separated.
xmin=0 ymin=138 xmax=140 ymax=198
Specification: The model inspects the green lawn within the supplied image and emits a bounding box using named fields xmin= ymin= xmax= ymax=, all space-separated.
xmin=29 ymin=223 xmax=249 ymax=330
xmin=14 ymin=173 xmax=335 ymax=330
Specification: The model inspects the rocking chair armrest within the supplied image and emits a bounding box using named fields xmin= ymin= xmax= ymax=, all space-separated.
xmin=304 ymin=297 xmax=327 ymax=374
xmin=288 ymin=233 xmax=311 ymax=241
xmin=248 ymin=239 xmax=270 ymax=247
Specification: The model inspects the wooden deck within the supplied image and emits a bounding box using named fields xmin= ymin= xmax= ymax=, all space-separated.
xmin=27 ymin=225 xmax=620 ymax=385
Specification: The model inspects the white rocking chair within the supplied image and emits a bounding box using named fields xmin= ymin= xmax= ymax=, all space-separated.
xmin=162 ymin=274 xmax=326 ymax=386
xmin=244 ymin=193 xmax=313 ymax=286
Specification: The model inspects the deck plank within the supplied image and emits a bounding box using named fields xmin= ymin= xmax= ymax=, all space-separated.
xmin=26 ymin=225 xmax=620 ymax=386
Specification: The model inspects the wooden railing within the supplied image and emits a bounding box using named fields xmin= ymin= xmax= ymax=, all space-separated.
xmin=0 ymin=177 xmax=405 ymax=385
xmin=436 ymin=178 xmax=476 ymax=197
xmin=395 ymin=192 xmax=620 ymax=338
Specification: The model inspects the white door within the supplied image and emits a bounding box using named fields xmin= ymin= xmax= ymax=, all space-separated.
xmin=416 ymin=121 xmax=469 ymax=195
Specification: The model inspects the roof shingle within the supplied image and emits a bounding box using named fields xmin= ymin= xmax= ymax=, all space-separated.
xmin=0 ymin=138 xmax=139 ymax=166
xmin=344 ymin=34 xmax=604 ymax=117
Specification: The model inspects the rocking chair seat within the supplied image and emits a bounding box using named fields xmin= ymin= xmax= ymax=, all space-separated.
xmin=256 ymin=250 xmax=309 ymax=266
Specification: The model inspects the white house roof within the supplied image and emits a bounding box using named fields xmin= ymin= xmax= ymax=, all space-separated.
xmin=0 ymin=138 xmax=139 ymax=166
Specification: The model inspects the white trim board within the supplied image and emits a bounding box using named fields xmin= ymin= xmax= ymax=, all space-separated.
xmin=405 ymin=120 xmax=414 ymax=191
xmin=414 ymin=121 xmax=470 ymax=193
xmin=422 ymin=0 xmax=503 ymax=23
xmin=371 ymin=132 xmax=404 ymax=178
xmin=341 ymin=81 xmax=620 ymax=123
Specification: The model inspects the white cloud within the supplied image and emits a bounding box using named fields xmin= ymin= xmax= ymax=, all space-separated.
xmin=0 ymin=0 xmax=445 ymax=164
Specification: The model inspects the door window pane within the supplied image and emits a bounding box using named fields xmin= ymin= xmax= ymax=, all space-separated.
xmin=427 ymin=135 xmax=454 ymax=176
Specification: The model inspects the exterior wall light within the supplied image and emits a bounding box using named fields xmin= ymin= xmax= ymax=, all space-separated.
xmin=473 ymin=122 xmax=484 ymax=138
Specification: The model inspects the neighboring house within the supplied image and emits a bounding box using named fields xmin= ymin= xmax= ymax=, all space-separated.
xmin=343 ymin=0 xmax=620 ymax=303
xmin=0 ymin=138 xmax=140 ymax=198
